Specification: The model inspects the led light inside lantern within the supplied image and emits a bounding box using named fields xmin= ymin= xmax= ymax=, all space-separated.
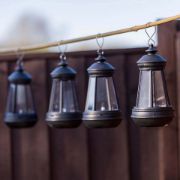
xmin=4 ymin=63 xmax=38 ymax=128
xmin=46 ymin=56 xmax=82 ymax=128
xmin=83 ymin=51 xmax=121 ymax=128
xmin=131 ymin=44 xmax=174 ymax=127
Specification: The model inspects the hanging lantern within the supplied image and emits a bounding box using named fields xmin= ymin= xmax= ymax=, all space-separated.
xmin=46 ymin=55 xmax=82 ymax=128
xmin=83 ymin=51 xmax=121 ymax=128
xmin=4 ymin=62 xmax=38 ymax=128
xmin=131 ymin=44 xmax=174 ymax=127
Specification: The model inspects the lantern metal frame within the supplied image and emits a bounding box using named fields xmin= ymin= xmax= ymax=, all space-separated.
xmin=131 ymin=44 xmax=174 ymax=127
xmin=45 ymin=56 xmax=82 ymax=128
xmin=83 ymin=51 xmax=121 ymax=128
xmin=4 ymin=62 xmax=38 ymax=128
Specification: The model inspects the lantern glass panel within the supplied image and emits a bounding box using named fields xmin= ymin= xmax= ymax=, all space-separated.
xmin=106 ymin=77 xmax=119 ymax=110
xmin=62 ymin=80 xmax=79 ymax=112
xmin=49 ymin=79 xmax=60 ymax=112
xmin=95 ymin=77 xmax=118 ymax=111
xmin=85 ymin=77 xmax=96 ymax=111
xmin=137 ymin=70 xmax=151 ymax=108
xmin=6 ymin=84 xmax=35 ymax=113
xmin=152 ymin=70 xmax=167 ymax=107
xmin=48 ymin=79 xmax=79 ymax=113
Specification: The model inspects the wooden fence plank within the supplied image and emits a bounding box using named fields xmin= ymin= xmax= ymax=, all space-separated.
xmin=157 ymin=22 xmax=179 ymax=180
xmin=0 ymin=63 xmax=12 ymax=180
xmin=11 ymin=60 xmax=50 ymax=180
xmin=125 ymin=54 xmax=141 ymax=180
xmin=176 ymin=32 xmax=180 ymax=179
xmin=87 ymin=54 xmax=130 ymax=180
xmin=48 ymin=56 xmax=90 ymax=180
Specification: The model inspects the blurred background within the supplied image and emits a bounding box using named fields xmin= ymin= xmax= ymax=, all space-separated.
xmin=0 ymin=0 xmax=179 ymax=51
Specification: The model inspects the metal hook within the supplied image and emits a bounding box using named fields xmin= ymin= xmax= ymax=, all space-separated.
xmin=145 ymin=23 xmax=157 ymax=46
xmin=57 ymin=40 xmax=68 ymax=60
xmin=96 ymin=33 xmax=104 ymax=53
xmin=57 ymin=41 xmax=68 ymax=66
xmin=15 ymin=49 xmax=24 ymax=68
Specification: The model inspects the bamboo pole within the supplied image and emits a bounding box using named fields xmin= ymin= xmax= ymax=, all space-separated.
xmin=0 ymin=14 xmax=179 ymax=55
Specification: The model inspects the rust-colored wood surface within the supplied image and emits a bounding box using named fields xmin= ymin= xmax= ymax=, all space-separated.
xmin=176 ymin=30 xmax=180 ymax=179
xmin=0 ymin=22 xmax=179 ymax=180
xmin=0 ymin=63 xmax=12 ymax=180
xmin=157 ymin=21 xmax=179 ymax=180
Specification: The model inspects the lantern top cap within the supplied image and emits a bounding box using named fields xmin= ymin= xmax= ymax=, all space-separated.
xmin=8 ymin=65 xmax=32 ymax=84
xmin=145 ymin=44 xmax=157 ymax=54
xmin=51 ymin=57 xmax=76 ymax=80
xmin=137 ymin=44 xmax=166 ymax=69
xmin=87 ymin=52 xmax=114 ymax=77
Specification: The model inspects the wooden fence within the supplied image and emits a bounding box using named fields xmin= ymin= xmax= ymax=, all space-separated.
xmin=0 ymin=21 xmax=179 ymax=180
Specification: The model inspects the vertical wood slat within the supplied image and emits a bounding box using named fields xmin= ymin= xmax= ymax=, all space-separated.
xmin=125 ymin=54 xmax=141 ymax=180
xmin=139 ymin=127 xmax=161 ymax=180
xmin=176 ymin=32 xmax=180 ymax=179
xmin=11 ymin=60 xmax=50 ymax=180
xmin=87 ymin=54 xmax=130 ymax=180
xmin=139 ymin=126 xmax=161 ymax=180
xmin=48 ymin=56 xmax=90 ymax=180
xmin=0 ymin=63 xmax=12 ymax=180
xmin=158 ymin=22 xmax=179 ymax=180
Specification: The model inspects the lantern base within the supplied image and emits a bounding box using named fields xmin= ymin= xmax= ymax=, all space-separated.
xmin=46 ymin=112 xmax=82 ymax=128
xmin=131 ymin=107 xmax=174 ymax=127
xmin=83 ymin=111 xmax=121 ymax=128
xmin=4 ymin=112 xmax=38 ymax=128
xmin=83 ymin=120 xmax=121 ymax=128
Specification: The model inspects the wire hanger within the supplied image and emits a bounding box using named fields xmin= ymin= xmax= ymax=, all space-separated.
xmin=145 ymin=23 xmax=157 ymax=46
xmin=96 ymin=33 xmax=104 ymax=55
xmin=15 ymin=49 xmax=25 ymax=69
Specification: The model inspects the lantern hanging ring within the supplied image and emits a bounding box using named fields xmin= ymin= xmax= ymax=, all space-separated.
xmin=15 ymin=48 xmax=25 ymax=68
xmin=145 ymin=23 xmax=157 ymax=46
xmin=57 ymin=41 xmax=68 ymax=60
xmin=96 ymin=33 xmax=104 ymax=55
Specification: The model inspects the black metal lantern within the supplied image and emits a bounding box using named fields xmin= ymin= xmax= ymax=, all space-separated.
xmin=46 ymin=55 xmax=82 ymax=128
xmin=131 ymin=44 xmax=174 ymax=127
xmin=4 ymin=61 xmax=38 ymax=128
xmin=83 ymin=51 xmax=121 ymax=128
